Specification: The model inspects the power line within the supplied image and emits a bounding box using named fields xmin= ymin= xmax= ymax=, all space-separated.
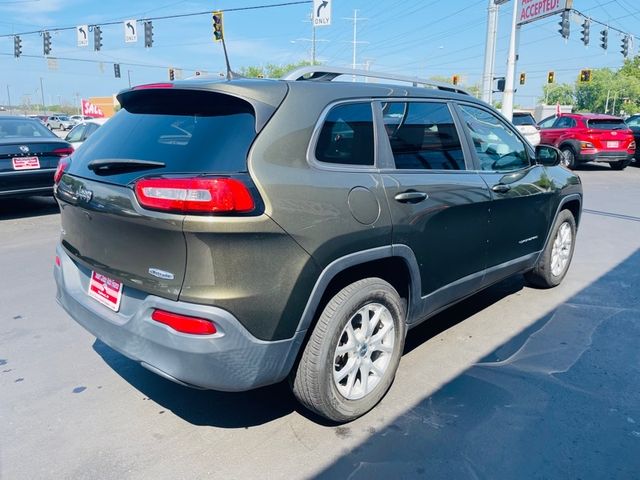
xmin=0 ymin=1 xmax=312 ymax=38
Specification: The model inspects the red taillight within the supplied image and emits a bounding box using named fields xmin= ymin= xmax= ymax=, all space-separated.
xmin=134 ymin=177 xmax=255 ymax=214
xmin=54 ymin=157 xmax=71 ymax=184
xmin=629 ymin=141 xmax=636 ymax=151
xmin=133 ymin=83 xmax=174 ymax=90
xmin=55 ymin=255 xmax=61 ymax=267
xmin=151 ymin=309 xmax=217 ymax=335
xmin=52 ymin=147 xmax=74 ymax=157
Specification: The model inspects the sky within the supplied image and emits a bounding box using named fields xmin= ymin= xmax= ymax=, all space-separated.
xmin=0 ymin=0 xmax=638 ymax=110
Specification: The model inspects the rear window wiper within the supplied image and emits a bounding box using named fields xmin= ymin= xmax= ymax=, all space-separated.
xmin=87 ymin=159 xmax=166 ymax=175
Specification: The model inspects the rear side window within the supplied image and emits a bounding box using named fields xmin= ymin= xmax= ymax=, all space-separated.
xmin=382 ymin=102 xmax=465 ymax=170
xmin=315 ymin=103 xmax=374 ymax=166
xmin=553 ymin=117 xmax=576 ymax=128
xmin=587 ymin=119 xmax=627 ymax=130
xmin=68 ymin=90 xmax=257 ymax=184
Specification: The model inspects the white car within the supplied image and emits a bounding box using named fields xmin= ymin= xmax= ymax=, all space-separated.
xmin=64 ymin=118 xmax=109 ymax=149
xmin=512 ymin=111 xmax=540 ymax=146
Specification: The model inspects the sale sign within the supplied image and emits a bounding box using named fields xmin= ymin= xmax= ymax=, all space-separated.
xmin=81 ymin=99 xmax=105 ymax=118
xmin=517 ymin=0 xmax=572 ymax=25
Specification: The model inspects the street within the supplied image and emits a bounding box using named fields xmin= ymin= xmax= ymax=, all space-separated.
xmin=1 ymin=165 xmax=639 ymax=479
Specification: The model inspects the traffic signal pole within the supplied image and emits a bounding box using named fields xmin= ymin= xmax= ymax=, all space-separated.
xmin=501 ymin=0 xmax=520 ymax=122
xmin=481 ymin=0 xmax=500 ymax=104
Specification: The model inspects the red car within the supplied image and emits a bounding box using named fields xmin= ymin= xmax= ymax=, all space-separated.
xmin=539 ymin=113 xmax=635 ymax=170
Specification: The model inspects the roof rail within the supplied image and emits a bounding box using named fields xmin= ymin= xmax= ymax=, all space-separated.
xmin=282 ymin=66 xmax=470 ymax=96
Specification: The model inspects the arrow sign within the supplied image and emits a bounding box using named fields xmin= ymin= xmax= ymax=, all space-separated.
xmin=77 ymin=25 xmax=88 ymax=47
xmin=313 ymin=0 xmax=331 ymax=27
xmin=124 ymin=19 xmax=138 ymax=43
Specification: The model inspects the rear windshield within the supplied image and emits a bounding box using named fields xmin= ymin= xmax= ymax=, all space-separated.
xmin=0 ymin=118 xmax=56 ymax=139
xmin=587 ymin=119 xmax=627 ymax=130
xmin=512 ymin=113 xmax=537 ymax=126
xmin=68 ymin=89 xmax=257 ymax=184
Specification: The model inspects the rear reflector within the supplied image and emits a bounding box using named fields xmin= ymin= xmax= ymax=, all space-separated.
xmin=134 ymin=177 xmax=255 ymax=214
xmin=52 ymin=147 xmax=74 ymax=157
xmin=151 ymin=309 xmax=217 ymax=335
xmin=54 ymin=158 xmax=71 ymax=184
xmin=55 ymin=255 xmax=61 ymax=267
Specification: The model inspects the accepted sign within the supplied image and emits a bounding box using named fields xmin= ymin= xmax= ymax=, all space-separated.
xmin=517 ymin=0 xmax=572 ymax=25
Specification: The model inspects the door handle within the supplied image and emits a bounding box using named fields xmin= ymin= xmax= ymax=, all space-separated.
xmin=394 ymin=191 xmax=428 ymax=203
xmin=491 ymin=183 xmax=511 ymax=194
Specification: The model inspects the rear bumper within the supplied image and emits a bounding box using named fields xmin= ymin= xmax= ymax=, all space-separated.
xmin=577 ymin=150 xmax=633 ymax=163
xmin=54 ymin=245 xmax=305 ymax=391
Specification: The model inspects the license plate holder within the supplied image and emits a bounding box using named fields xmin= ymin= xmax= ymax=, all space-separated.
xmin=88 ymin=271 xmax=123 ymax=312
xmin=606 ymin=141 xmax=619 ymax=148
xmin=12 ymin=156 xmax=40 ymax=170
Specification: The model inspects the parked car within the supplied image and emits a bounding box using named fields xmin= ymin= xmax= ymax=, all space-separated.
xmin=46 ymin=115 xmax=74 ymax=131
xmin=539 ymin=113 xmax=635 ymax=170
xmin=624 ymin=114 xmax=640 ymax=165
xmin=27 ymin=115 xmax=49 ymax=126
xmin=0 ymin=116 xmax=73 ymax=198
xmin=64 ymin=118 xmax=108 ymax=149
xmin=69 ymin=115 xmax=94 ymax=125
xmin=512 ymin=110 xmax=540 ymax=146
xmin=54 ymin=67 xmax=582 ymax=422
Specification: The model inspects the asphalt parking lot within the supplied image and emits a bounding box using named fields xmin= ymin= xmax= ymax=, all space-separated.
xmin=1 ymin=165 xmax=639 ymax=479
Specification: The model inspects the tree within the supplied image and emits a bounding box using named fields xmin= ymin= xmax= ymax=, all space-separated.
xmin=540 ymin=83 xmax=574 ymax=105
xmin=239 ymin=60 xmax=314 ymax=79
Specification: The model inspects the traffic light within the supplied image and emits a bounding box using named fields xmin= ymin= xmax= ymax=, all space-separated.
xmin=168 ymin=67 xmax=175 ymax=81
xmin=13 ymin=35 xmax=22 ymax=58
xmin=621 ymin=35 xmax=630 ymax=58
xmin=600 ymin=29 xmax=608 ymax=50
xmin=579 ymin=69 xmax=592 ymax=82
xmin=94 ymin=26 xmax=103 ymax=51
xmin=144 ymin=21 xmax=153 ymax=48
xmin=558 ymin=10 xmax=570 ymax=39
xmin=519 ymin=72 xmax=526 ymax=85
xmin=213 ymin=11 xmax=224 ymax=42
xmin=547 ymin=71 xmax=555 ymax=84
xmin=114 ymin=63 xmax=121 ymax=78
xmin=451 ymin=74 xmax=459 ymax=86
xmin=43 ymin=31 xmax=52 ymax=55
xmin=580 ymin=19 xmax=590 ymax=46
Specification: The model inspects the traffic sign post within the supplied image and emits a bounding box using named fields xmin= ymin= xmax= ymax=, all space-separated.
xmin=124 ymin=19 xmax=138 ymax=43
xmin=313 ymin=0 xmax=331 ymax=27
xmin=77 ymin=25 xmax=88 ymax=47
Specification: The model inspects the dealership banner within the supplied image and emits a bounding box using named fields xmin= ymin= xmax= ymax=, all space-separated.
xmin=517 ymin=0 xmax=572 ymax=25
xmin=81 ymin=99 xmax=105 ymax=118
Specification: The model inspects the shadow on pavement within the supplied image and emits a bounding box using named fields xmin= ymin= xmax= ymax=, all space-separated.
xmin=0 ymin=195 xmax=59 ymax=220
xmin=93 ymin=339 xmax=298 ymax=428
xmin=316 ymin=249 xmax=640 ymax=479
xmin=93 ymin=269 xmax=527 ymax=429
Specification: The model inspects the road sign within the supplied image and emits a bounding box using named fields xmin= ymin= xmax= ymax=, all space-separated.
xmin=517 ymin=0 xmax=572 ymax=26
xmin=313 ymin=0 xmax=331 ymax=27
xmin=77 ymin=25 xmax=88 ymax=47
xmin=124 ymin=19 xmax=138 ymax=43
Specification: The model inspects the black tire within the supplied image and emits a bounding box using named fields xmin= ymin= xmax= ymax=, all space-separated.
xmin=291 ymin=278 xmax=406 ymax=423
xmin=524 ymin=209 xmax=576 ymax=288
xmin=559 ymin=146 xmax=577 ymax=169
xmin=609 ymin=161 xmax=629 ymax=170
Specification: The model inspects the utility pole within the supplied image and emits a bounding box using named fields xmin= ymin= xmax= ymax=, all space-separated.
xmin=39 ymin=77 xmax=46 ymax=115
xmin=311 ymin=14 xmax=316 ymax=64
xmin=605 ymin=89 xmax=610 ymax=114
xmin=501 ymin=0 xmax=520 ymax=121
xmin=344 ymin=9 xmax=368 ymax=80
xmin=482 ymin=0 xmax=500 ymax=104
xmin=6 ymin=85 xmax=12 ymax=114
xmin=612 ymin=91 xmax=618 ymax=116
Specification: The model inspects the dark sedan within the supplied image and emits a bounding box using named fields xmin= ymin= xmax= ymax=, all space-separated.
xmin=1 ymin=116 xmax=73 ymax=198
xmin=625 ymin=114 xmax=640 ymax=164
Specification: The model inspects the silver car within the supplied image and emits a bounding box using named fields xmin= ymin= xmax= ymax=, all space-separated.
xmin=512 ymin=111 xmax=541 ymax=146
xmin=46 ymin=115 xmax=74 ymax=131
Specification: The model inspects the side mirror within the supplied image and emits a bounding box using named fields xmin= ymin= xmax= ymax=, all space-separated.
xmin=535 ymin=144 xmax=561 ymax=167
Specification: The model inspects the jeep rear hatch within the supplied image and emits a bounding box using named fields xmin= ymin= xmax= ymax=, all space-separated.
xmin=56 ymin=83 xmax=286 ymax=301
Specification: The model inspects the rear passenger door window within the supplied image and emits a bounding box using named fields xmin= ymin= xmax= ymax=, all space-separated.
xmin=458 ymin=104 xmax=531 ymax=172
xmin=381 ymin=102 xmax=466 ymax=170
xmin=315 ymin=103 xmax=374 ymax=167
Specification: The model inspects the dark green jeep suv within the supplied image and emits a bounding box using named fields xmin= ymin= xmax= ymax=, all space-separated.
xmin=54 ymin=67 xmax=582 ymax=422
